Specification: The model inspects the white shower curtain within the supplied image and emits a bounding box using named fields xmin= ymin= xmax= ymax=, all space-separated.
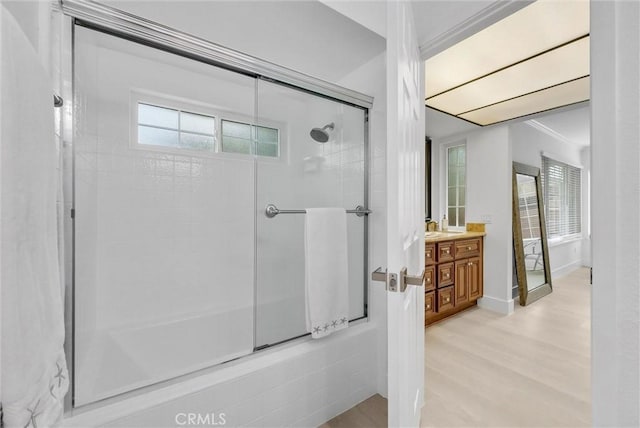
xmin=0 ymin=5 xmax=69 ymax=427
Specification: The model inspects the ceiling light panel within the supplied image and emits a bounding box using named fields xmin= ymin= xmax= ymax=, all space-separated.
xmin=425 ymin=0 xmax=589 ymax=98
xmin=459 ymin=76 xmax=590 ymax=126
xmin=427 ymin=36 xmax=589 ymax=115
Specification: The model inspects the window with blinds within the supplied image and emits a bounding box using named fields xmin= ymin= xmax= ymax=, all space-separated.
xmin=541 ymin=156 xmax=582 ymax=239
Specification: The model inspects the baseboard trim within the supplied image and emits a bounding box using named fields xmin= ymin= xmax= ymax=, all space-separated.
xmin=552 ymin=260 xmax=583 ymax=280
xmin=478 ymin=295 xmax=515 ymax=315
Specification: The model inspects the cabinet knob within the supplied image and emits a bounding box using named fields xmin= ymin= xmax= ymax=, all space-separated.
xmin=445 ymin=249 xmax=450 ymax=254
xmin=445 ymin=273 xmax=450 ymax=278
xmin=445 ymin=297 xmax=450 ymax=303
xmin=468 ymin=262 xmax=473 ymax=266
xmin=467 ymin=246 xmax=472 ymax=250
xmin=427 ymin=278 xmax=431 ymax=283
xmin=427 ymin=252 xmax=431 ymax=257
xmin=427 ymin=304 xmax=431 ymax=309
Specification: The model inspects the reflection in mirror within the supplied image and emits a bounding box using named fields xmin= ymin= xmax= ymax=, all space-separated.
xmin=516 ymin=174 xmax=546 ymax=290
xmin=512 ymin=162 xmax=552 ymax=306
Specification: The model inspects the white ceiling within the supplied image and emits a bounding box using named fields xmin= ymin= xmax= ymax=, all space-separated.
xmin=425 ymin=107 xmax=479 ymax=140
xmin=426 ymin=104 xmax=590 ymax=147
xmin=416 ymin=1 xmax=590 ymax=147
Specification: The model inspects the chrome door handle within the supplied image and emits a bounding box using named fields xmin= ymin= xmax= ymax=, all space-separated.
xmin=400 ymin=267 xmax=425 ymax=292
xmin=371 ymin=267 xmax=387 ymax=282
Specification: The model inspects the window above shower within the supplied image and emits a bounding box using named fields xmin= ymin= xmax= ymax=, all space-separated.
xmin=221 ymin=120 xmax=279 ymax=157
xmin=133 ymin=97 xmax=281 ymax=158
xmin=138 ymin=103 xmax=216 ymax=151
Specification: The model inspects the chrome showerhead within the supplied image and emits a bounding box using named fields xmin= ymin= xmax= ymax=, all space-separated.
xmin=310 ymin=122 xmax=334 ymax=143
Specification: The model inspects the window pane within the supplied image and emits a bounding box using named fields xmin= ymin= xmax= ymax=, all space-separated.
xmin=458 ymin=207 xmax=465 ymax=226
xmin=180 ymin=132 xmax=214 ymax=151
xmin=138 ymin=125 xmax=179 ymax=147
xmin=459 ymin=186 xmax=466 ymax=206
xmin=448 ymin=147 xmax=457 ymax=168
xmin=448 ymin=187 xmax=456 ymax=205
xmin=222 ymin=120 xmax=251 ymax=139
xmin=457 ymin=147 xmax=466 ymax=166
xmin=448 ymin=166 xmax=458 ymax=187
xmin=448 ymin=207 xmax=457 ymax=227
xmin=138 ymin=103 xmax=178 ymax=129
xmin=180 ymin=111 xmax=215 ymax=135
xmin=257 ymin=142 xmax=278 ymax=157
xmin=222 ymin=136 xmax=252 ymax=154
xmin=256 ymin=126 xmax=278 ymax=144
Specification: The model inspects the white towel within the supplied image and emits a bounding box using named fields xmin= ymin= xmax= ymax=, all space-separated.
xmin=1 ymin=5 xmax=69 ymax=427
xmin=304 ymin=208 xmax=349 ymax=339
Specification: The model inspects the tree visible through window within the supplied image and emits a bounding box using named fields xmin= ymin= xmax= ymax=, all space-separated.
xmin=542 ymin=156 xmax=582 ymax=239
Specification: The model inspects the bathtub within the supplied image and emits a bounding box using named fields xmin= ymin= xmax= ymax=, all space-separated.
xmin=64 ymin=321 xmax=378 ymax=427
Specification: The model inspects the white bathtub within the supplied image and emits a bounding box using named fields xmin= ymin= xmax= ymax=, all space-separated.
xmin=64 ymin=321 xmax=379 ymax=428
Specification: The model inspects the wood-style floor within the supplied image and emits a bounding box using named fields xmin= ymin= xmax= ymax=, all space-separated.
xmin=322 ymin=268 xmax=591 ymax=427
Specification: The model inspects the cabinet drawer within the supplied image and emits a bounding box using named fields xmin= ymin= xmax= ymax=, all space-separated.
xmin=425 ymin=265 xmax=436 ymax=291
xmin=455 ymin=238 xmax=481 ymax=259
xmin=437 ymin=286 xmax=454 ymax=311
xmin=437 ymin=262 xmax=454 ymax=287
xmin=425 ymin=243 xmax=436 ymax=265
xmin=425 ymin=291 xmax=435 ymax=316
xmin=438 ymin=242 xmax=454 ymax=262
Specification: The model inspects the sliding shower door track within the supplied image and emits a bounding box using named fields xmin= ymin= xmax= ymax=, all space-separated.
xmin=58 ymin=0 xmax=374 ymax=109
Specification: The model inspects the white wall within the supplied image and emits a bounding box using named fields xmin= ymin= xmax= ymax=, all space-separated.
xmin=591 ymin=1 xmax=640 ymax=425
xmin=432 ymin=125 xmax=514 ymax=315
xmin=510 ymin=121 xmax=591 ymax=278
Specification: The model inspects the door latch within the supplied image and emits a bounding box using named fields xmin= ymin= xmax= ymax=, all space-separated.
xmin=371 ymin=267 xmax=399 ymax=292
xmin=372 ymin=267 xmax=424 ymax=292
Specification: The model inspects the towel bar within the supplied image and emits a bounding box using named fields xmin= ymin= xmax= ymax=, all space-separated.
xmin=265 ymin=204 xmax=371 ymax=218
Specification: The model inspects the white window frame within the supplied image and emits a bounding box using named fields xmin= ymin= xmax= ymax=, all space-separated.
xmin=130 ymin=90 xmax=285 ymax=161
xmin=442 ymin=141 xmax=467 ymax=231
xmin=541 ymin=153 xmax=583 ymax=243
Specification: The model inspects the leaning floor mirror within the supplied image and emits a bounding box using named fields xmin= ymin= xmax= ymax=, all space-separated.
xmin=512 ymin=162 xmax=552 ymax=305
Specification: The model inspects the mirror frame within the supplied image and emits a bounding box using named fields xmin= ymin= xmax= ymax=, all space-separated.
xmin=512 ymin=161 xmax=552 ymax=305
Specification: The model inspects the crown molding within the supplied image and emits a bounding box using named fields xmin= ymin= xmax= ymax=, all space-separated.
xmin=525 ymin=119 xmax=577 ymax=147
xmin=419 ymin=0 xmax=533 ymax=60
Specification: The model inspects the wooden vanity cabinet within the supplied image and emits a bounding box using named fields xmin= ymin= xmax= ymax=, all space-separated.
xmin=425 ymin=236 xmax=484 ymax=326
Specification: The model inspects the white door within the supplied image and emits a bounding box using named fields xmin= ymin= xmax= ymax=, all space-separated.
xmin=386 ymin=1 xmax=425 ymax=426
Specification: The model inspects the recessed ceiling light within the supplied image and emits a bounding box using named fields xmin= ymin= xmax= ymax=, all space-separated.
xmin=425 ymin=0 xmax=590 ymax=126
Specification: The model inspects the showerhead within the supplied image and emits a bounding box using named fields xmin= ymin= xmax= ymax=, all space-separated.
xmin=310 ymin=122 xmax=334 ymax=143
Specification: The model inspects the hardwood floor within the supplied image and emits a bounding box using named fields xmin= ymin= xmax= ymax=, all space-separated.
xmin=323 ymin=268 xmax=591 ymax=427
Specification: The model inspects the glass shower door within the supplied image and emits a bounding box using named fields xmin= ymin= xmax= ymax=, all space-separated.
xmin=254 ymin=79 xmax=367 ymax=347
xmin=73 ymin=27 xmax=256 ymax=405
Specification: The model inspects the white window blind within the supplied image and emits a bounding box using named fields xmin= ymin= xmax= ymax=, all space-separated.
xmin=541 ymin=156 xmax=581 ymax=238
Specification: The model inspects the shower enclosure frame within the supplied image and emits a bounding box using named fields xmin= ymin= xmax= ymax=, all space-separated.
xmin=57 ymin=0 xmax=374 ymax=413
